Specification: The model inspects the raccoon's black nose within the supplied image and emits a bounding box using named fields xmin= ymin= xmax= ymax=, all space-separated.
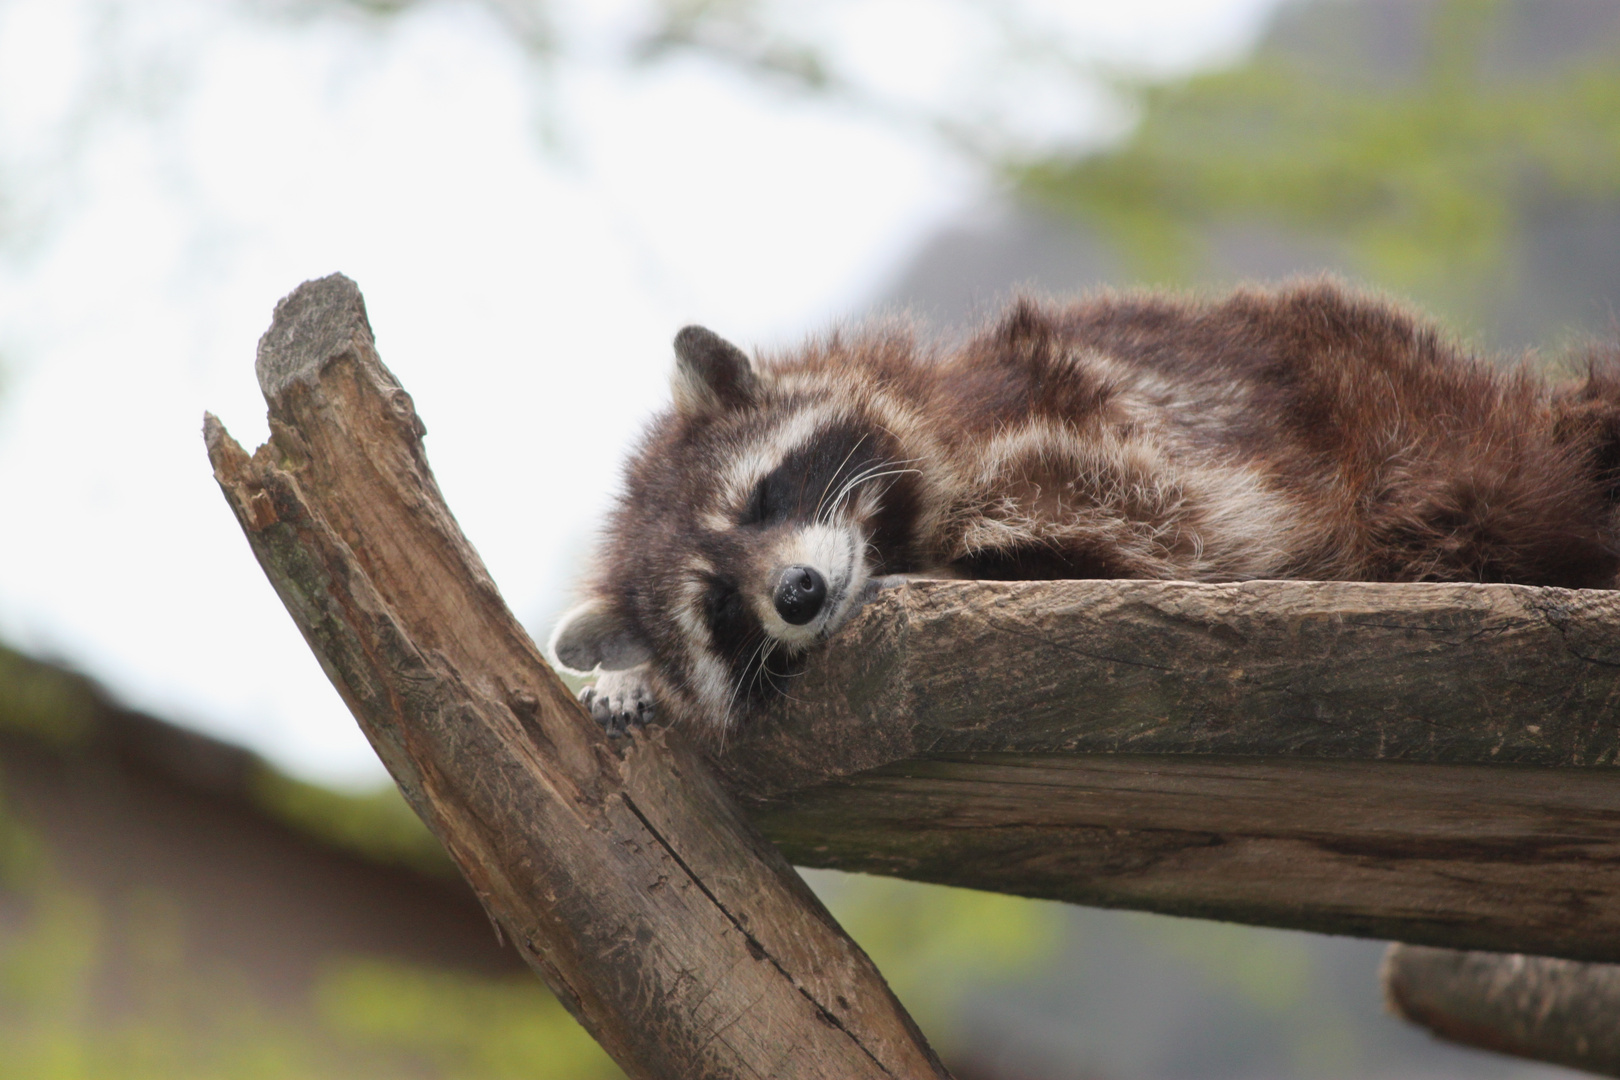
xmin=774 ymin=565 xmax=827 ymax=625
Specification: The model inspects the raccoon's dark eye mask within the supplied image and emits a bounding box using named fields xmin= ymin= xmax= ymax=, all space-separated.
xmin=737 ymin=422 xmax=886 ymax=529
xmin=739 ymin=473 xmax=793 ymax=528
xmin=701 ymin=574 xmax=761 ymax=655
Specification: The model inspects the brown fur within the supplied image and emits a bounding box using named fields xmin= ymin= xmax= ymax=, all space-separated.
xmin=552 ymin=281 xmax=1620 ymax=735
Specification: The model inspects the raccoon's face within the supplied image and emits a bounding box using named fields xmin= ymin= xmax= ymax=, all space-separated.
xmin=550 ymin=325 xmax=929 ymax=727
xmin=706 ymin=410 xmax=907 ymax=651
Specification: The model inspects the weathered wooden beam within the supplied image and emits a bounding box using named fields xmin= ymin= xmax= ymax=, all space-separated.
xmin=1384 ymin=944 xmax=1620 ymax=1077
xmin=718 ymin=578 xmax=1620 ymax=962
xmin=206 ymin=275 xmax=948 ymax=1080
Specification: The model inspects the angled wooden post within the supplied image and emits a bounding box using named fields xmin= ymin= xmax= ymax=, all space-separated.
xmin=205 ymin=274 xmax=948 ymax=1080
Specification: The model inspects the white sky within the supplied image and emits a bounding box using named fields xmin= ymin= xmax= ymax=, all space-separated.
xmin=0 ymin=0 xmax=1283 ymax=785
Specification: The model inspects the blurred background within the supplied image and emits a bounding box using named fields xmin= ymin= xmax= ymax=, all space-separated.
xmin=0 ymin=0 xmax=1616 ymax=1075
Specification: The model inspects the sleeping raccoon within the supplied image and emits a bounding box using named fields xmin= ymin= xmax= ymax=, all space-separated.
xmin=549 ymin=281 xmax=1620 ymax=736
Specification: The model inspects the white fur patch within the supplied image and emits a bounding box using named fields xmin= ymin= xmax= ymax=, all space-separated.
xmin=671 ymin=572 xmax=736 ymax=724
xmin=753 ymin=523 xmax=868 ymax=648
xmin=957 ymin=413 xmax=1301 ymax=581
xmin=548 ymin=599 xmax=651 ymax=673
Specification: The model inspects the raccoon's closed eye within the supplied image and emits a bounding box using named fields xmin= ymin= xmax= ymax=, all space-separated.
xmin=738 ymin=474 xmax=789 ymax=527
xmin=739 ymin=479 xmax=768 ymax=526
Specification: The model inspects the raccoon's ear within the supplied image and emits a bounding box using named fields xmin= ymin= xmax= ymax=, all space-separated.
xmin=672 ymin=325 xmax=758 ymax=415
xmin=548 ymin=599 xmax=653 ymax=673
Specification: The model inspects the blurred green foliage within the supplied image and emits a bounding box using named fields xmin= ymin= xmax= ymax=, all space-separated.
xmin=1131 ymin=912 xmax=1314 ymax=1015
xmin=1015 ymin=0 xmax=1620 ymax=321
xmin=317 ymin=960 xmax=620 ymax=1079
xmin=0 ymin=643 xmax=618 ymax=1078
xmin=0 ymin=641 xmax=1062 ymax=1073
xmin=249 ymin=768 xmax=456 ymax=879
xmin=0 ymin=649 xmax=95 ymax=748
xmin=1123 ymin=913 xmax=1362 ymax=1077
xmin=803 ymin=869 xmax=1062 ymax=1050
xmin=0 ymin=770 xmax=622 ymax=1078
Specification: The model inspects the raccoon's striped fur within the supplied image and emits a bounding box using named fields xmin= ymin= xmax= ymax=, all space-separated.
xmin=550 ymin=281 xmax=1620 ymax=736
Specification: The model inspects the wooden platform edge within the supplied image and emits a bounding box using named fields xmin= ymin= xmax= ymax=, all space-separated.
xmin=705 ymin=578 xmax=1620 ymax=963
xmin=720 ymin=576 xmax=1620 ymax=800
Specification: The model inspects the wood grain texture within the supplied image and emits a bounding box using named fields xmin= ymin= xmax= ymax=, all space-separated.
xmin=206 ymin=275 xmax=948 ymax=1080
xmin=753 ymin=754 xmax=1620 ymax=960
xmin=715 ymin=578 xmax=1620 ymax=961
xmin=1384 ymin=944 xmax=1620 ymax=1076
xmin=722 ymin=577 xmax=1620 ymax=797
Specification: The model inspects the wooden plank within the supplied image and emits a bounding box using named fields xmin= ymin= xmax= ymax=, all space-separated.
xmin=712 ymin=578 xmax=1620 ymax=960
xmin=754 ymin=754 xmax=1620 ymax=961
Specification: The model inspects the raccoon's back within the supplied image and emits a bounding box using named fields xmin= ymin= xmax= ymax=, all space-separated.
xmin=928 ymin=283 xmax=1620 ymax=588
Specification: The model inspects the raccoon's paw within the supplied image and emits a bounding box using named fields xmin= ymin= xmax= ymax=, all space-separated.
xmin=578 ymin=668 xmax=656 ymax=735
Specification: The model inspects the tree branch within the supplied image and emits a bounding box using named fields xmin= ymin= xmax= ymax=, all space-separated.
xmin=205 ymin=274 xmax=948 ymax=1080
xmin=1384 ymin=944 xmax=1620 ymax=1077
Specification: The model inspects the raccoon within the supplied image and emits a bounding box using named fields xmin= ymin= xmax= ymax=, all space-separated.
xmin=549 ymin=281 xmax=1620 ymax=736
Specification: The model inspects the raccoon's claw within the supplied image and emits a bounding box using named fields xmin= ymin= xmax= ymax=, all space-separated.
xmin=578 ymin=670 xmax=656 ymax=736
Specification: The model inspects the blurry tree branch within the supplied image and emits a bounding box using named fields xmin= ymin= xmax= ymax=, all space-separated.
xmin=204 ymin=273 xmax=949 ymax=1080
xmin=260 ymin=0 xmax=557 ymax=57
xmin=1384 ymin=944 xmax=1620 ymax=1077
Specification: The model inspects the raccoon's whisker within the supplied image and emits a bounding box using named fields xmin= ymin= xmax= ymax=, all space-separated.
xmin=752 ymin=655 xmax=778 ymax=696
xmin=719 ymin=631 xmax=776 ymax=745
xmin=723 ymin=633 xmax=774 ymax=729
xmin=826 ymin=460 xmax=920 ymax=519
xmin=827 ymin=457 xmax=911 ymax=511
xmin=815 ymin=434 xmax=871 ymax=525
xmin=746 ymin=636 xmax=774 ymax=687
xmin=828 ymin=466 xmax=922 ymax=520
xmin=821 ymin=455 xmax=893 ymax=526
xmin=822 ymin=471 xmax=872 ymax=523
xmin=758 ymin=652 xmax=808 ymax=704
xmin=751 ymin=642 xmax=808 ymax=705
xmin=822 ymin=440 xmax=887 ymax=524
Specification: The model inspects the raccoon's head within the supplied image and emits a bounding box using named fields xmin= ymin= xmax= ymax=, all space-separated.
xmin=550 ymin=324 xmax=938 ymax=728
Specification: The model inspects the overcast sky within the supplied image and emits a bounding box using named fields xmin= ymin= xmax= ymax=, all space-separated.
xmin=0 ymin=0 xmax=1285 ymax=784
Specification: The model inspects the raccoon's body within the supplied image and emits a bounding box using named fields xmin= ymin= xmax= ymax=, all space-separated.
xmin=551 ymin=281 xmax=1620 ymax=735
